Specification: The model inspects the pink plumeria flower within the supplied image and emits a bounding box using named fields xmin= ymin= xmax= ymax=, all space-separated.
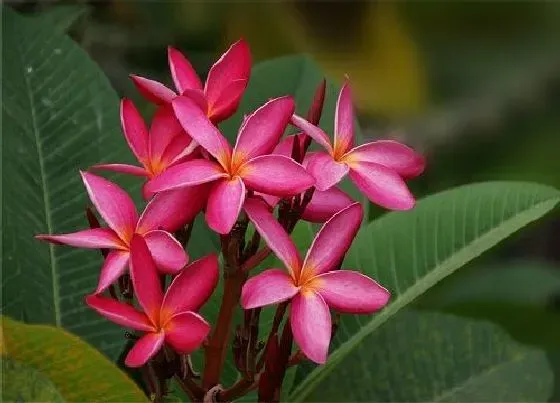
xmin=144 ymin=96 xmax=315 ymax=234
xmin=36 ymin=172 xmax=205 ymax=293
xmin=291 ymin=81 xmax=425 ymax=210
xmin=93 ymin=100 xmax=196 ymax=199
xmin=259 ymin=135 xmax=354 ymax=223
xmin=131 ymin=39 xmax=251 ymax=124
xmin=241 ymin=199 xmax=390 ymax=364
xmin=86 ymin=235 xmax=218 ymax=367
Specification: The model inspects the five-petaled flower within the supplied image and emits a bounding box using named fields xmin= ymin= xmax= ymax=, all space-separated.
xmin=131 ymin=39 xmax=250 ymax=124
xmin=259 ymin=134 xmax=354 ymax=223
xmin=36 ymin=172 xmax=206 ymax=293
xmin=93 ymin=100 xmax=196 ymax=199
xmin=86 ymin=236 xmax=218 ymax=367
xmin=241 ymin=199 xmax=390 ymax=364
xmin=291 ymin=81 xmax=425 ymax=210
xmin=144 ymin=96 xmax=315 ymax=234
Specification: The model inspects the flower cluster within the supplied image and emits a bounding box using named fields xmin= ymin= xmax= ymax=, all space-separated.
xmin=36 ymin=39 xmax=424 ymax=399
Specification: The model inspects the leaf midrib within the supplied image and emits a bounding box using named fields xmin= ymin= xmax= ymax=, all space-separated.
xmin=290 ymin=196 xmax=559 ymax=401
xmin=16 ymin=29 xmax=61 ymax=326
xmin=431 ymin=352 xmax=526 ymax=402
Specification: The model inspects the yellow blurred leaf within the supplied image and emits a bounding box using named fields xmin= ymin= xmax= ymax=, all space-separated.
xmin=224 ymin=2 xmax=427 ymax=118
xmin=1 ymin=316 xmax=147 ymax=402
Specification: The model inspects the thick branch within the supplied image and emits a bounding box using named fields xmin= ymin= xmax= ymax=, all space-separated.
xmin=203 ymin=271 xmax=246 ymax=389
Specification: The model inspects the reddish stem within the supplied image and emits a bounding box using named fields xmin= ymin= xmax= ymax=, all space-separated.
xmin=300 ymin=79 xmax=327 ymax=160
xmin=219 ymin=375 xmax=260 ymax=402
xmin=175 ymin=375 xmax=203 ymax=401
xmin=288 ymin=350 xmax=305 ymax=367
xmin=273 ymin=321 xmax=294 ymax=402
xmin=257 ymin=302 xmax=288 ymax=372
xmin=241 ymin=246 xmax=271 ymax=273
xmin=203 ymin=271 xmax=246 ymax=389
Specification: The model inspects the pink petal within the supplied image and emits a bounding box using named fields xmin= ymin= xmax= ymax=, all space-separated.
xmin=172 ymin=96 xmax=232 ymax=168
xmin=259 ymin=193 xmax=280 ymax=209
xmin=206 ymin=177 xmax=246 ymax=234
xmin=316 ymin=270 xmax=390 ymax=313
xmin=129 ymin=235 xmax=164 ymax=324
xmin=290 ymin=292 xmax=331 ymax=364
xmin=149 ymin=105 xmax=184 ymax=163
xmin=129 ymin=74 xmax=176 ymax=105
xmin=95 ymin=250 xmax=130 ymax=294
xmin=163 ymin=312 xmax=210 ymax=354
xmin=301 ymin=187 xmax=354 ymax=223
xmin=35 ymin=228 xmax=124 ymax=249
xmin=204 ymin=39 xmax=251 ymax=122
xmin=207 ymin=79 xmax=249 ymax=123
xmin=303 ymin=152 xmax=348 ymax=191
xmin=120 ymin=99 xmax=149 ymax=164
xmin=347 ymin=140 xmax=425 ymax=178
xmin=348 ymin=161 xmax=415 ymax=210
xmin=144 ymin=230 xmax=188 ymax=275
xmin=239 ymin=155 xmax=315 ymax=196
xmin=290 ymin=115 xmax=333 ymax=154
xmin=144 ymin=159 xmax=227 ymax=194
xmin=125 ymin=332 xmax=165 ymax=368
xmin=243 ymin=198 xmax=302 ymax=274
xmin=91 ymin=163 xmax=148 ymax=177
xmin=333 ymin=81 xmax=354 ymax=156
xmin=233 ymin=97 xmax=295 ymax=163
xmin=180 ymin=88 xmax=209 ymax=115
xmin=272 ymin=134 xmax=305 ymax=158
xmin=302 ymin=203 xmax=362 ymax=277
xmin=85 ymin=295 xmax=155 ymax=332
xmin=80 ymin=172 xmax=138 ymax=242
xmin=160 ymin=134 xmax=195 ymax=167
xmin=307 ymin=79 xmax=327 ymax=125
xmin=142 ymin=182 xmax=156 ymax=201
xmin=137 ymin=186 xmax=208 ymax=234
xmin=168 ymin=46 xmax=203 ymax=93
xmin=241 ymin=269 xmax=298 ymax=309
xmin=161 ymin=254 xmax=219 ymax=320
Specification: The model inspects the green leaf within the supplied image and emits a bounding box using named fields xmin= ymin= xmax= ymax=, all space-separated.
xmin=188 ymin=215 xmax=220 ymax=260
xmin=1 ymin=316 xmax=147 ymax=402
xmin=299 ymin=310 xmax=554 ymax=402
xmin=417 ymin=260 xmax=560 ymax=348
xmin=31 ymin=4 xmax=89 ymax=33
xmin=291 ymin=181 xmax=560 ymax=401
xmin=1 ymin=7 xmax=132 ymax=359
xmin=1 ymin=358 xmax=65 ymax=402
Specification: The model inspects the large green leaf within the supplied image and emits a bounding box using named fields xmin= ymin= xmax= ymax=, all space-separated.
xmin=1 ymin=8 xmax=132 ymax=359
xmin=31 ymin=4 xmax=89 ymax=34
xmin=291 ymin=181 xmax=560 ymax=401
xmin=1 ymin=316 xmax=147 ymax=402
xmin=1 ymin=358 xmax=65 ymax=402
xmin=300 ymin=310 xmax=554 ymax=402
xmin=417 ymin=260 xmax=560 ymax=347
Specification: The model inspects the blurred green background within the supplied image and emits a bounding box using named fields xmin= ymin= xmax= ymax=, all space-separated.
xmin=4 ymin=1 xmax=560 ymax=401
